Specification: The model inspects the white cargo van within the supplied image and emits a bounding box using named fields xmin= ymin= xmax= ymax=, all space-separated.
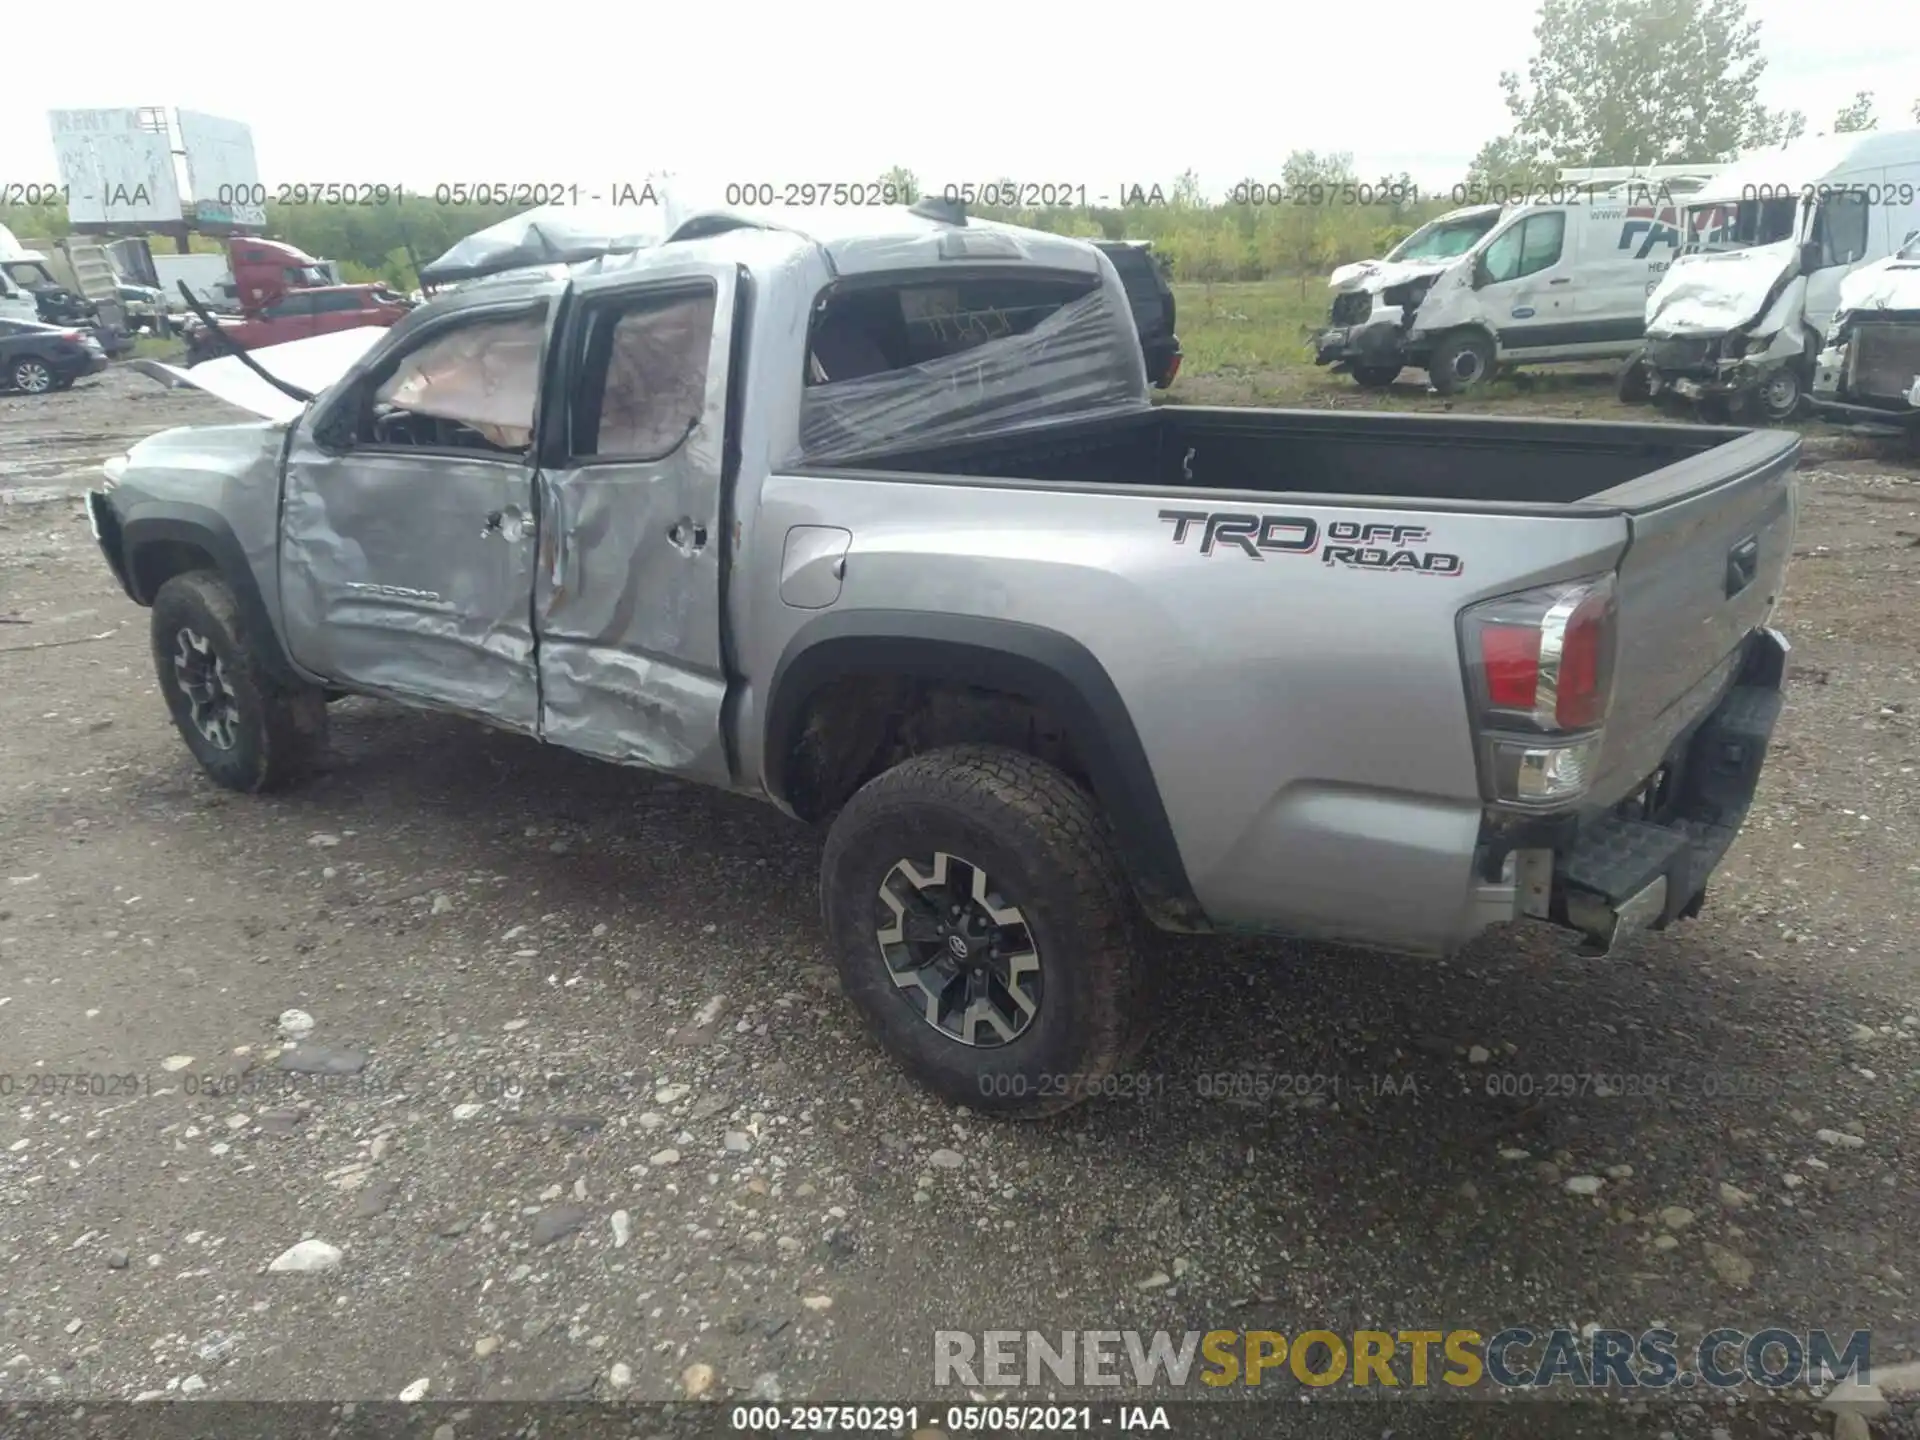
xmin=1314 ymin=171 xmax=1717 ymax=392
xmin=1637 ymin=128 xmax=1920 ymax=420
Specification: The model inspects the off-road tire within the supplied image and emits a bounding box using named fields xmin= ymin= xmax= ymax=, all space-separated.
xmin=821 ymin=745 xmax=1152 ymax=1118
xmin=150 ymin=571 xmax=328 ymax=793
xmin=1427 ymin=330 xmax=1496 ymax=395
xmin=1350 ymin=364 xmax=1402 ymax=389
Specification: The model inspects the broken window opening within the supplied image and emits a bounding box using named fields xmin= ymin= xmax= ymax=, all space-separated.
xmin=361 ymin=308 xmax=547 ymax=454
xmin=568 ymin=286 xmax=717 ymax=462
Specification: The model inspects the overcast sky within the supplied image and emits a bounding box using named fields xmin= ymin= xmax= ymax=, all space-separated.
xmin=2 ymin=0 xmax=1914 ymax=204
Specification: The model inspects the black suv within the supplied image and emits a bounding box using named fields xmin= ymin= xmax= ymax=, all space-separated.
xmin=1092 ymin=240 xmax=1181 ymax=388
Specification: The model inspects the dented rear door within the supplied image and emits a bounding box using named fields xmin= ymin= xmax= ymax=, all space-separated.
xmin=532 ymin=260 xmax=739 ymax=783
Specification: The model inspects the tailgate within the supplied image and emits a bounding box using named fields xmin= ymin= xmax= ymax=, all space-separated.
xmin=1589 ymin=429 xmax=1799 ymax=802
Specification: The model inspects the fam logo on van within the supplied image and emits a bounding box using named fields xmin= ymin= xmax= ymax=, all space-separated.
xmin=1617 ymin=203 xmax=1683 ymax=260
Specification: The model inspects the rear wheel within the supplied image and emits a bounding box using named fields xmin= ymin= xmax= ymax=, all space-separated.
xmin=151 ymin=571 xmax=328 ymax=793
xmin=1350 ymin=364 xmax=1402 ymax=389
xmin=820 ymin=746 xmax=1152 ymax=1117
xmin=11 ymin=358 xmax=54 ymax=394
xmin=1427 ymin=331 xmax=1495 ymax=395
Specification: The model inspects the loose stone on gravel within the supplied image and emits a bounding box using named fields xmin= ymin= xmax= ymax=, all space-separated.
xmin=1564 ymin=1175 xmax=1604 ymax=1196
xmin=355 ymin=1180 xmax=399 ymax=1218
xmin=398 ymin=1378 xmax=429 ymax=1402
xmin=1659 ymin=1206 xmax=1696 ymax=1230
xmin=610 ymin=1210 xmax=631 ymax=1248
xmin=929 ymin=1148 xmax=964 ymax=1169
xmin=1816 ymin=1127 xmax=1867 ymax=1149
xmin=682 ymin=1362 xmax=716 ymax=1398
xmin=267 ymin=1239 xmax=342 ymax=1273
xmin=531 ymin=1205 xmax=588 ymax=1246
xmin=1704 ymin=1242 xmax=1755 ymax=1288
xmin=277 ymin=1009 xmax=315 ymax=1039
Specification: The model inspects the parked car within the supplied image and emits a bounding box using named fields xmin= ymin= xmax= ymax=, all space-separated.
xmin=1638 ymin=128 xmax=1920 ymax=420
xmin=0 ymin=318 xmax=107 ymax=394
xmin=1811 ymin=231 xmax=1920 ymax=443
xmin=1092 ymin=239 xmax=1181 ymax=387
xmin=90 ymin=202 xmax=1797 ymax=1116
xmin=1316 ymin=174 xmax=1718 ymax=392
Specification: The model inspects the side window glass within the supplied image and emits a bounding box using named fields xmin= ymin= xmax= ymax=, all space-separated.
xmin=1820 ymin=193 xmax=1871 ymax=267
xmin=360 ymin=309 xmax=548 ymax=454
xmin=1480 ymin=224 xmax=1524 ymax=284
xmin=266 ymin=293 xmax=314 ymax=320
xmin=569 ymin=286 xmax=717 ymax=460
xmin=1517 ymin=212 xmax=1566 ymax=276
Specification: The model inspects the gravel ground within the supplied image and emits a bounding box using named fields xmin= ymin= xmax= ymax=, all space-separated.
xmin=1 ymin=370 xmax=1918 ymax=1439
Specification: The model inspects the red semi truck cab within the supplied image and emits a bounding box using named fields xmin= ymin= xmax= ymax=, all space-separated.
xmin=182 ymin=237 xmax=411 ymax=364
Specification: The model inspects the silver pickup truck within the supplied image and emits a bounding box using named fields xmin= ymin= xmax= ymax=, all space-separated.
xmin=88 ymin=201 xmax=1799 ymax=1116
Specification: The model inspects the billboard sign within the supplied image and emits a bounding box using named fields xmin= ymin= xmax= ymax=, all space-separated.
xmin=178 ymin=110 xmax=266 ymax=228
xmin=48 ymin=108 xmax=183 ymax=226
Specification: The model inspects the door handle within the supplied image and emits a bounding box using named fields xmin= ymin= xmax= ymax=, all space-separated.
xmin=483 ymin=505 xmax=529 ymax=540
xmin=1725 ymin=536 xmax=1760 ymax=597
xmin=1549 ymin=277 xmax=1571 ymax=285
xmin=667 ymin=519 xmax=709 ymax=554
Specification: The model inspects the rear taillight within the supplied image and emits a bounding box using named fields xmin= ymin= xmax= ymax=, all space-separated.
xmin=1166 ymin=353 xmax=1182 ymax=384
xmin=59 ymin=329 xmax=83 ymax=342
xmin=1461 ymin=574 xmax=1619 ymax=805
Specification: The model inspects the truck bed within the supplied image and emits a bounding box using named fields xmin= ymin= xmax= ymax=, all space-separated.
xmin=836 ymin=405 xmax=1770 ymax=510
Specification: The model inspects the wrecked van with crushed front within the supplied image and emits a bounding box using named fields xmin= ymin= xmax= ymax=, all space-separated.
xmin=1811 ymin=231 xmax=1920 ymax=441
xmin=1639 ymin=130 xmax=1920 ymax=421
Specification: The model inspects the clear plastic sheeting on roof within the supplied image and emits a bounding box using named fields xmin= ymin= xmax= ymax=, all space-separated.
xmin=419 ymin=203 xmax=672 ymax=286
xmin=794 ymin=285 xmax=1150 ymax=466
xmin=375 ymin=311 xmax=547 ymax=450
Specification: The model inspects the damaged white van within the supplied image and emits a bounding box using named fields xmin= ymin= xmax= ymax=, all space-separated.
xmin=1811 ymin=229 xmax=1920 ymax=441
xmin=1314 ymin=177 xmax=1712 ymax=393
xmin=1636 ymin=129 xmax=1920 ymax=420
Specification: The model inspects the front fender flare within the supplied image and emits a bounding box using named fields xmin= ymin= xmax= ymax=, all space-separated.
xmin=119 ymin=501 xmax=304 ymax=684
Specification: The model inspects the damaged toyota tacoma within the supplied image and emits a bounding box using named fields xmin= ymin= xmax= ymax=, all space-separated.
xmin=88 ymin=200 xmax=1800 ymax=1116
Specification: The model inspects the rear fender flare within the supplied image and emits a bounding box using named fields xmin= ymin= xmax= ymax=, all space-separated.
xmin=764 ymin=610 xmax=1207 ymax=930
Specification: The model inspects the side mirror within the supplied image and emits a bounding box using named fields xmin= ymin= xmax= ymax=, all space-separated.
xmin=1470 ymin=257 xmax=1491 ymax=290
xmin=1799 ymin=240 xmax=1823 ymax=274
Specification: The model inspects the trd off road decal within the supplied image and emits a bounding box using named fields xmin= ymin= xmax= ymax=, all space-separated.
xmin=1159 ymin=510 xmax=1463 ymax=576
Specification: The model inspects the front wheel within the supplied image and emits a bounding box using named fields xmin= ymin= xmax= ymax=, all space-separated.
xmin=1427 ymin=331 xmax=1496 ymax=395
xmin=1753 ymin=363 xmax=1805 ymax=422
xmin=151 ymin=571 xmax=328 ymax=793
xmin=1616 ymin=351 xmax=1655 ymax=404
xmin=820 ymin=746 xmax=1152 ymax=1117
